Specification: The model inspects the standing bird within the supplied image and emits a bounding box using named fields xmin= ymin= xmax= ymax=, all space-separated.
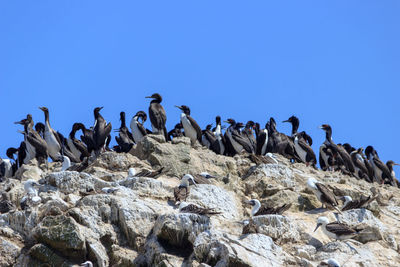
xmin=283 ymin=116 xmax=313 ymax=146
xmin=307 ymin=178 xmax=341 ymax=213
xmin=314 ymin=216 xmax=360 ymax=241
xmin=146 ymin=93 xmax=168 ymax=141
xmin=74 ymin=123 xmax=95 ymax=156
xmin=67 ymin=123 xmax=90 ymax=161
xmin=293 ymin=132 xmax=316 ymax=167
xmin=365 ymin=146 xmax=393 ymax=185
xmin=15 ymin=114 xmax=48 ymax=165
xmin=267 ymin=118 xmax=299 ymax=161
xmin=386 ymin=160 xmax=399 ymax=186
xmin=175 ymin=105 xmax=202 ymax=145
xmin=38 ymin=107 xmax=63 ymax=161
xmin=246 ymin=199 xmax=291 ymax=216
xmin=255 ymin=122 xmax=268 ymax=156
xmin=242 ymin=121 xmax=257 ymax=152
xmin=173 ymin=174 xmax=197 ymax=205
xmin=319 ymin=124 xmax=355 ymax=175
xmin=114 ymin=112 xmax=135 ymax=153
xmin=130 ymin=111 xmax=150 ymax=143
xmin=224 ymin=119 xmax=254 ymax=155
xmin=211 ymin=116 xmax=225 ymax=155
xmin=93 ymin=107 xmax=112 ymax=156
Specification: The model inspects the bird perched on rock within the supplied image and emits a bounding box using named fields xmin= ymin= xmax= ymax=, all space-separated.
xmin=114 ymin=111 xmax=135 ymax=153
xmin=175 ymin=105 xmax=202 ymax=145
xmin=314 ymin=216 xmax=361 ymax=241
xmin=190 ymin=172 xmax=214 ymax=184
xmin=93 ymin=107 xmax=112 ymax=156
xmin=340 ymin=195 xmax=376 ymax=211
xmin=246 ymin=199 xmax=291 ymax=216
xmin=20 ymin=179 xmax=41 ymax=209
xmin=307 ymin=178 xmax=341 ymax=213
xmin=146 ymin=93 xmax=168 ymax=141
xmin=179 ymin=202 xmax=221 ymax=216
xmin=174 ymin=174 xmax=196 ymax=205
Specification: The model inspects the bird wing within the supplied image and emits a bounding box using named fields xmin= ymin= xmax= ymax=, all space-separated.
xmin=193 ymin=174 xmax=211 ymax=184
xmin=316 ymin=183 xmax=338 ymax=206
xmin=276 ymin=203 xmax=292 ymax=214
xmin=231 ymin=131 xmax=254 ymax=153
xmin=254 ymin=205 xmax=274 ymax=216
xmin=256 ymin=131 xmax=267 ymax=155
xmin=204 ymin=130 xmax=217 ymax=144
xmin=174 ymin=186 xmax=189 ymax=203
xmin=187 ymin=115 xmax=203 ymax=142
xmin=325 ymin=222 xmax=357 ymax=236
xmin=297 ymin=138 xmax=316 ymax=162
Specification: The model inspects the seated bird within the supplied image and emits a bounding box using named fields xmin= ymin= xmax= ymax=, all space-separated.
xmin=174 ymin=174 xmax=197 ymax=205
xmin=307 ymin=178 xmax=341 ymax=213
xmin=246 ymin=199 xmax=291 ymax=216
xmin=179 ymin=202 xmax=221 ymax=216
xmin=314 ymin=216 xmax=361 ymax=241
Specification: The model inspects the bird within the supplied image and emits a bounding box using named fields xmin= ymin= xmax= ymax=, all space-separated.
xmin=21 ymin=179 xmax=41 ymax=209
xmin=255 ymin=122 xmax=268 ymax=156
xmin=175 ymin=105 xmax=202 ymax=145
xmin=114 ymin=111 xmax=135 ymax=153
xmin=191 ymin=172 xmax=214 ymax=184
xmin=293 ymin=132 xmax=316 ymax=167
xmin=307 ymin=178 xmax=341 ymax=213
xmin=224 ymin=119 xmax=254 ymax=155
xmin=146 ymin=93 xmax=168 ymax=141
xmin=168 ymin=123 xmax=184 ymax=140
xmin=241 ymin=219 xmax=259 ymax=234
xmin=386 ymin=160 xmax=399 ymax=187
xmin=350 ymin=148 xmax=371 ymax=182
xmin=201 ymin=124 xmax=216 ymax=149
xmin=93 ymin=107 xmax=112 ymax=156
xmin=67 ymin=123 xmax=90 ymax=161
xmin=242 ymin=121 xmax=257 ymax=152
xmin=134 ymin=167 xmax=164 ymax=178
xmin=211 ymin=116 xmax=225 ymax=155
xmin=341 ymin=195 xmax=376 ymax=211
xmin=246 ymin=199 xmax=291 ymax=216
xmin=314 ymin=216 xmax=360 ymax=241
xmin=267 ymin=117 xmax=299 ymax=161
xmin=319 ymin=124 xmax=355 ymax=175
xmin=318 ymin=258 xmax=341 ymax=267
xmin=130 ymin=111 xmax=150 ymax=143
xmin=174 ymin=174 xmax=197 ymax=205
xmin=75 ymin=123 xmax=96 ymax=156
xmin=38 ymin=107 xmax=63 ymax=161
xmin=15 ymin=114 xmax=48 ymax=165
xmin=365 ymin=146 xmax=394 ymax=185
xmin=179 ymin=202 xmax=221 ymax=216
xmin=282 ymin=116 xmax=313 ymax=146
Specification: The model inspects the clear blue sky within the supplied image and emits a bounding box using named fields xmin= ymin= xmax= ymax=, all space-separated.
xmin=1 ymin=1 xmax=399 ymax=170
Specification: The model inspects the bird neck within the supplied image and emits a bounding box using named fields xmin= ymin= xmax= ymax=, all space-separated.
xmin=291 ymin=121 xmax=299 ymax=135
xmin=43 ymin=110 xmax=50 ymax=125
xmin=251 ymin=201 xmax=261 ymax=216
xmin=325 ymin=130 xmax=332 ymax=142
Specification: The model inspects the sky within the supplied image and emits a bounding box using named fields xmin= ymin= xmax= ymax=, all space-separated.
xmin=0 ymin=1 xmax=399 ymax=172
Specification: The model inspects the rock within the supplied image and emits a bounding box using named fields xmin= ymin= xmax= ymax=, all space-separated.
xmin=33 ymin=215 xmax=85 ymax=259
xmin=252 ymin=215 xmax=301 ymax=244
xmin=14 ymin=163 xmax=43 ymax=181
xmin=0 ymin=236 xmax=22 ymax=266
xmin=110 ymin=245 xmax=138 ymax=267
xmin=28 ymin=243 xmax=73 ymax=266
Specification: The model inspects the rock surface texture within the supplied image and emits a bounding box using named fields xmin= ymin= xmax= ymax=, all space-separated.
xmin=1 ymin=135 xmax=400 ymax=266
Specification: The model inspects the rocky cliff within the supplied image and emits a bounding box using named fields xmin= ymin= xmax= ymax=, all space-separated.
xmin=1 ymin=135 xmax=400 ymax=267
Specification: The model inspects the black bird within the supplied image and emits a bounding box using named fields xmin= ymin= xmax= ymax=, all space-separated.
xmin=74 ymin=123 xmax=96 ymax=156
xmin=146 ymin=93 xmax=168 ymax=141
xmin=6 ymin=147 xmax=19 ymax=174
xmin=267 ymin=118 xmax=299 ymax=161
xmin=93 ymin=107 xmax=112 ymax=155
xmin=168 ymin=123 xmax=184 ymax=140
xmin=255 ymin=123 xmax=268 ymax=156
xmin=242 ymin=121 xmax=257 ymax=152
xmin=201 ymin=124 xmax=216 ymax=149
xmin=39 ymin=107 xmax=63 ymax=161
xmin=67 ymin=123 xmax=90 ymax=161
xmin=282 ymin=116 xmax=313 ymax=145
xmin=320 ymin=124 xmax=355 ymax=175
xmin=224 ymin=119 xmax=253 ymax=155
xmin=114 ymin=112 xmax=135 ymax=153
xmin=175 ymin=105 xmax=202 ymax=145
xmin=15 ymin=114 xmax=48 ymax=165
xmin=386 ymin=160 xmax=399 ymax=186
xmin=350 ymin=148 xmax=371 ymax=182
xmin=365 ymin=146 xmax=393 ymax=185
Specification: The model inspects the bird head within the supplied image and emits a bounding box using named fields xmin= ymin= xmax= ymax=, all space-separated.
xmin=314 ymin=216 xmax=329 ymax=232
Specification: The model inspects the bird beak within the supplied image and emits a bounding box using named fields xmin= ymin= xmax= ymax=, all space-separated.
xmin=282 ymin=120 xmax=289 ymax=123
xmin=99 ymin=107 xmax=104 ymax=110
xmin=175 ymin=105 xmax=182 ymax=109
xmin=145 ymin=96 xmax=152 ymax=98
xmin=394 ymin=163 xmax=400 ymax=166
xmin=319 ymin=126 xmax=324 ymax=129
xmin=223 ymin=120 xmax=229 ymax=123
xmin=244 ymin=200 xmax=251 ymax=205
xmin=314 ymin=223 xmax=321 ymax=232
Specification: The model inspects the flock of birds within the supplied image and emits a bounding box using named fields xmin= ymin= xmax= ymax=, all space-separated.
xmin=0 ymin=93 xmax=398 ymax=188
xmin=0 ymin=93 xmax=397 ymax=267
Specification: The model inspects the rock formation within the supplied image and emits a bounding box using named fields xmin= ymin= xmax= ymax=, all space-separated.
xmin=1 ymin=135 xmax=400 ymax=266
